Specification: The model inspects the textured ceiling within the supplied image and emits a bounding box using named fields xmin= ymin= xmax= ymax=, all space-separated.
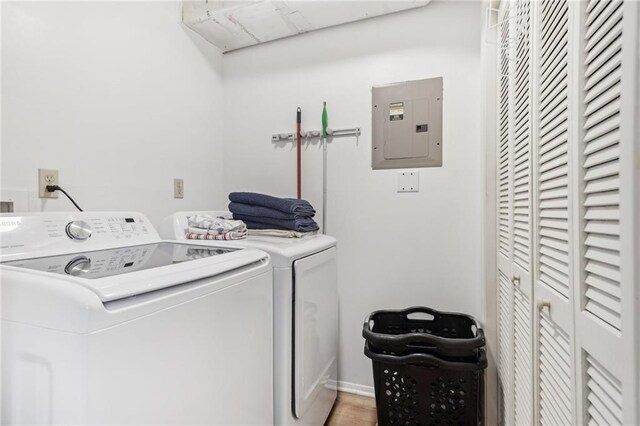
xmin=182 ymin=1 xmax=431 ymax=52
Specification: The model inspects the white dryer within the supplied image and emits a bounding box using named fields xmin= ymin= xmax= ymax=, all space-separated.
xmin=0 ymin=212 xmax=273 ymax=425
xmin=158 ymin=211 xmax=338 ymax=426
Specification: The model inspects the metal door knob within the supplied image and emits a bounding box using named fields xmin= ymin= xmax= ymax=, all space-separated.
xmin=511 ymin=273 xmax=520 ymax=284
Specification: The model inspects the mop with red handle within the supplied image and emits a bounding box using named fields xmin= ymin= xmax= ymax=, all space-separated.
xmin=296 ymin=107 xmax=302 ymax=199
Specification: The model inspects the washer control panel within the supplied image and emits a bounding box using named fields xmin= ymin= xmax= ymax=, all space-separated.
xmin=4 ymin=242 xmax=235 ymax=279
xmin=0 ymin=212 xmax=160 ymax=261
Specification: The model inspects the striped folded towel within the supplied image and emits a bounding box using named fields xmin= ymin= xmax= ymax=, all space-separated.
xmin=187 ymin=227 xmax=247 ymax=239
xmin=188 ymin=215 xmax=247 ymax=233
xmin=186 ymin=232 xmax=245 ymax=241
xmin=186 ymin=215 xmax=247 ymax=239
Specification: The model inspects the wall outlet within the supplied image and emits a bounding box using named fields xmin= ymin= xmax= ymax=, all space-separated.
xmin=38 ymin=168 xmax=59 ymax=198
xmin=397 ymin=171 xmax=419 ymax=192
xmin=174 ymin=178 xmax=184 ymax=199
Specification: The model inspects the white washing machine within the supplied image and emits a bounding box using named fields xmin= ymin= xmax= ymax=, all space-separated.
xmin=0 ymin=212 xmax=273 ymax=425
xmin=158 ymin=211 xmax=338 ymax=426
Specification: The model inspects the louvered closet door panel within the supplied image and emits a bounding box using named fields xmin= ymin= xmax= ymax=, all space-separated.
xmin=574 ymin=0 xmax=638 ymax=424
xmin=496 ymin=0 xmax=534 ymax=424
xmin=496 ymin=4 xmax=515 ymax=424
xmin=498 ymin=0 xmax=513 ymax=268
xmin=537 ymin=0 xmax=571 ymax=301
xmin=511 ymin=1 xmax=534 ymax=425
xmin=513 ymin=286 xmax=532 ymax=426
xmin=581 ymin=0 xmax=623 ymax=332
xmin=499 ymin=15 xmax=511 ymax=262
xmin=512 ymin=0 xmax=532 ymax=274
xmin=584 ymin=354 xmax=623 ymax=425
xmin=538 ymin=312 xmax=572 ymax=426
xmin=498 ymin=272 xmax=515 ymax=426
xmin=533 ymin=0 xmax=577 ymax=424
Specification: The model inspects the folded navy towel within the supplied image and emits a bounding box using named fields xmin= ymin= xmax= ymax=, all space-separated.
xmin=240 ymin=220 xmax=290 ymax=231
xmin=229 ymin=192 xmax=316 ymax=215
xmin=232 ymin=213 xmax=320 ymax=232
xmin=241 ymin=219 xmax=319 ymax=233
xmin=229 ymin=202 xmax=314 ymax=220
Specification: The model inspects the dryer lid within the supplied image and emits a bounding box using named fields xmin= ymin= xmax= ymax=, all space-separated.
xmin=235 ymin=234 xmax=336 ymax=267
xmin=158 ymin=211 xmax=336 ymax=267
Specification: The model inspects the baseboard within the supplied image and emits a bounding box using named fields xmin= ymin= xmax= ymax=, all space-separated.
xmin=337 ymin=381 xmax=375 ymax=398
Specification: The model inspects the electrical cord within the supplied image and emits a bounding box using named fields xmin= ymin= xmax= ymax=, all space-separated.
xmin=46 ymin=185 xmax=84 ymax=212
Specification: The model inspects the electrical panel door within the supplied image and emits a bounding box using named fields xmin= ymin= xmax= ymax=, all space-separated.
xmin=372 ymin=77 xmax=443 ymax=169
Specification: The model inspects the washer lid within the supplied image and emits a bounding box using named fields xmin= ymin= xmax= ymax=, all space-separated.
xmin=2 ymin=242 xmax=269 ymax=301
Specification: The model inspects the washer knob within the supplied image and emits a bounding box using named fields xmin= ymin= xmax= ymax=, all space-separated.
xmin=65 ymin=255 xmax=92 ymax=276
xmin=65 ymin=220 xmax=92 ymax=240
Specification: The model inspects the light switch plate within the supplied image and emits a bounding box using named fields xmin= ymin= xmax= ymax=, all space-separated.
xmin=174 ymin=178 xmax=184 ymax=199
xmin=1 ymin=201 xmax=14 ymax=213
xmin=397 ymin=171 xmax=419 ymax=192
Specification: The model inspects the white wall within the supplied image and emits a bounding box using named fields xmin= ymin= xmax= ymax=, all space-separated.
xmin=1 ymin=1 xmax=226 ymax=226
xmin=223 ymin=1 xmax=483 ymax=391
xmin=0 ymin=2 xmax=3 ymax=418
xmin=2 ymin=0 xmax=484 ymax=395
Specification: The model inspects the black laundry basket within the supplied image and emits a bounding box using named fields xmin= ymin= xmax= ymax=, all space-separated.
xmin=363 ymin=306 xmax=485 ymax=359
xmin=363 ymin=307 xmax=487 ymax=426
xmin=365 ymin=343 xmax=486 ymax=426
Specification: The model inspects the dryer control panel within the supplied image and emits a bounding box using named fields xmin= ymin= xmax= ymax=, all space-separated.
xmin=0 ymin=212 xmax=160 ymax=261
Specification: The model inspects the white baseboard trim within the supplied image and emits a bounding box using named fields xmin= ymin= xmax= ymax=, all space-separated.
xmin=337 ymin=381 xmax=375 ymax=398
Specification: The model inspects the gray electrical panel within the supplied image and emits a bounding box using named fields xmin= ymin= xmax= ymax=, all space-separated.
xmin=372 ymin=77 xmax=443 ymax=169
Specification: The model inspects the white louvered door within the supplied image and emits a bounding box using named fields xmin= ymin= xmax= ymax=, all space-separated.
xmin=495 ymin=0 xmax=639 ymax=424
xmin=496 ymin=1 xmax=534 ymax=424
xmin=511 ymin=3 xmax=534 ymax=426
xmin=532 ymin=0 xmax=578 ymax=424
xmin=574 ymin=0 xmax=638 ymax=424
xmin=496 ymin=4 xmax=515 ymax=424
